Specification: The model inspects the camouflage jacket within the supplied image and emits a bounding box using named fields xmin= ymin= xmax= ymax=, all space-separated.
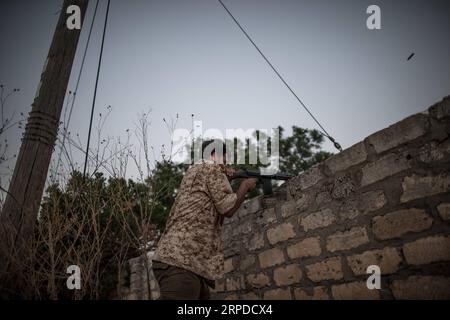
xmin=152 ymin=160 xmax=237 ymax=282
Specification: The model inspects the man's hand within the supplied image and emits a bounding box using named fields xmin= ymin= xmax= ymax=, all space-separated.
xmin=242 ymin=178 xmax=258 ymax=191
xmin=222 ymin=178 xmax=257 ymax=219
xmin=222 ymin=178 xmax=258 ymax=219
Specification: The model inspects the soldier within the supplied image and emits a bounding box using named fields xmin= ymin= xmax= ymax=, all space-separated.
xmin=152 ymin=139 xmax=257 ymax=300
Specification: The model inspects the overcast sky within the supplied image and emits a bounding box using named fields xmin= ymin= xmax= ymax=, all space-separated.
xmin=1 ymin=0 xmax=449 ymax=184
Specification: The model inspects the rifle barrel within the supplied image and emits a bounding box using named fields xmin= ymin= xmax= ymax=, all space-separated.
xmin=231 ymin=170 xmax=294 ymax=181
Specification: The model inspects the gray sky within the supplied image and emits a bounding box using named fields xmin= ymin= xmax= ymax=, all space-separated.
xmin=1 ymin=0 xmax=449 ymax=183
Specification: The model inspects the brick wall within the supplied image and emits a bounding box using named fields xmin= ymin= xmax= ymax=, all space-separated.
xmin=120 ymin=95 xmax=450 ymax=300
xmin=119 ymin=252 xmax=160 ymax=300
xmin=212 ymin=95 xmax=450 ymax=300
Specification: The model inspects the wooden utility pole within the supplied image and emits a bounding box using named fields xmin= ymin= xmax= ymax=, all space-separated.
xmin=0 ymin=0 xmax=89 ymax=273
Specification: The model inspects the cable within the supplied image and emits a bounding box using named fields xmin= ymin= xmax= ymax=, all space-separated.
xmin=217 ymin=0 xmax=342 ymax=152
xmin=83 ymin=0 xmax=111 ymax=176
xmin=56 ymin=0 xmax=100 ymax=174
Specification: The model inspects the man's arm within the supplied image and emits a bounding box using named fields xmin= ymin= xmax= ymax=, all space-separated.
xmin=223 ymin=178 xmax=257 ymax=219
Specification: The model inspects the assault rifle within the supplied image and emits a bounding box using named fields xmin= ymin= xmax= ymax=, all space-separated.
xmin=229 ymin=169 xmax=294 ymax=195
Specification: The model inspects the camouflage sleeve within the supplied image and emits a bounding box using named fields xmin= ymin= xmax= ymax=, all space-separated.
xmin=206 ymin=166 xmax=237 ymax=215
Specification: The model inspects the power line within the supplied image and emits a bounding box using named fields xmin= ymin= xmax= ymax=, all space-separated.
xmin=217 ymin=0 xmax=342 ymax=152
xmin=83 ymin=0 xmax=111 ymax=176
xmin=56 ymin=0 xmax=100 ymax=174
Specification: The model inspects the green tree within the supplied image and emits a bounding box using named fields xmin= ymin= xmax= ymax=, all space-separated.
xmin=148 ymin=160 xmax=186 ymax=230
xmin=278 ymin=126 xmax=333 ymax=175
xmin=34 ymin=171 xmax=153 ymax=299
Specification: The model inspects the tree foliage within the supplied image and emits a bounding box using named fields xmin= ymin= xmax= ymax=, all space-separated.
xmin=4 ymin=123 xmax=331 ymax=299
xmin=278 ymin=126 xmax=333 ymax=175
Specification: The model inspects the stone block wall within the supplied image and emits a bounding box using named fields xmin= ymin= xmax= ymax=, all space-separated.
xmin=119 ymin=251 xmax=160 ymax=300
xmin=212 ymin=95 xmax=450 ymax=300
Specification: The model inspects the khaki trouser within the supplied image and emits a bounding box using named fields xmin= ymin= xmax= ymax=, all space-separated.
xmin=152 ymin=261 xmax=212 ymax=300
